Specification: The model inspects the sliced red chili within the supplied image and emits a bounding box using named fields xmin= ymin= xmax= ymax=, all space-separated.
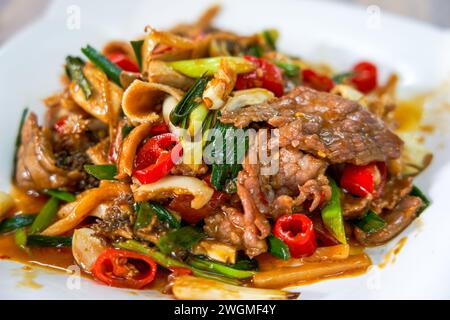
xmin=54 ymin=116 xmax=68 ymax=135
xmin=92 ymin=248 xmax=157 ymax=289
xmin=340 ymin=162 xmax=386 ymax=198
xmin=350 ymin=61 xmax=378 ymax=94
xmin=302 ymin=69 xmax=334 ymax=92
xmin=133 ymin=133 xmax=182 ymax=185
xmin=106 ymin=53 xmax=139 ymax=73
xmin=235 ymin=55 xmax=284 ymax=97
xmin=273 ymin=214 xmax=317 ymax=258
xmin=168 ymin=175 xmax=229 ymax=224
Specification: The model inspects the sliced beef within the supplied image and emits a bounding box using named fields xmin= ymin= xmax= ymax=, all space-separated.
xmin=221 ymin=86 xmax=403 ymax=165
xmin=15 ymin=113 xmax=82 ymax=191
xmin=236 ymin=138 xmax=331 ymax=219
xmin=354 ymin=195 xmax=422 ymax=246
xmin=204 ymin=206 xmax=269 ymax=258
xmin=370 ymin=177 xmax=413 ymax=213
xmin=342 ymin=192 xmax=369 ymax=220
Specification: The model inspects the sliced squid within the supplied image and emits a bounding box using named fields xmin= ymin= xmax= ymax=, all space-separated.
xmin=72 ymin=228 xmax=107 ymax=273
xmin=42 ymin=181 xmax=131 ymax=236
xmin=122 ymin=80 xmax=183 ymax=125
xmin=69 ymin=64 xmax=123 ymax=125
xmin=132 ymin=176 xmax=213 ymax=209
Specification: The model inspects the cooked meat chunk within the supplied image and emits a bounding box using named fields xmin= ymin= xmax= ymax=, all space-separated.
xmin=204 ymin=206 xmax=268 ymax=258
xmin=221 ymin=86 xmax=403 ymax=165
xmin=342 ymin=192 xmax=369 ymax=220
xmin=354 ymin=195 xmax=422 ymax=246
xmin=15 ymin=113 xmax=82 ymax=191
xmin=237 ymin=138 xmax=331 ymax=218
xmin=370 ymin=177 xmax=413 ymax=213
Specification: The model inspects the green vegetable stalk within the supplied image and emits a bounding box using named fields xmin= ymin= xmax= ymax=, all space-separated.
xmin=130 ymin=40 xmax=144 ymax=71
xmin=45 ymin=189 xmax=76 ymax=202
xmin=188 ymin=257 xmax=256 ymax=279
xmin=65 ymin=56 xmax=92 ymax=99
xmin=321 ymin=178 xmax=347 ymax=244
xmin=168 ymin=57 xmax=255 ymax=78
xmin=0 ymin=214 xmax=36 ymax=234
xmin=148 ymin=202 xmax=180 ymax=229
xmin=12 ymin=108 xmax=28 ymax=180
xmin=115 ymin=240 xmax=242 ymax=285
xmin=27 ymin=235 xmax=72 ymax=248
xmin=353 ymin=210 xmax=386 ymax=234
xmin=29 ymin=197 xmax=60 ymax=234
xmin=170 ymin=76 xmax=209 ymax=126
xmin=81 ymin=45 xmax=122 ymax=86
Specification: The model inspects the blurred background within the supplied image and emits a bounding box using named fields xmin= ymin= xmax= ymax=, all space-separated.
xmin=1 ymin=0 xmax=449 ymax=45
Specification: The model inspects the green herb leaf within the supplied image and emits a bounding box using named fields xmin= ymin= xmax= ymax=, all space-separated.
xmin=148 ymin=202 xmax=180 ymax=229
xmin=29 ymin=197 xmax=60 ymax=234
xmin=81 ymin=45 xmax=122 ymax=86
xmin=0 ymin=214 xmax=36 ymax=234
xmin=12 ymin=108 xmax=28 ymax=180
xmin=206 ymin=121 xmax=249 ymax=192
xmin=157 ymin=226 xmax=205 ymax=254
xmin=170 ymin=75 xmax=209 ymax=126
xmin=410 ymin=185 xmax=430 ymax=216
xmin=44 ymin=189 xmax=76 ymax=202
xmin=27 ymin=235 xmax=72 ymax=248
xmin=267 ymin=234 xmax=290 ymax=260
xmin=65 ymin=56 xmax=92 ymax=99
xmin=130 ymin=40 xmax=144 ymax=71
xmin=353 ymin=210 xmax=386 ymax=234
xmin=121 ymin=124 xmax=135 ymax=139
xmin=134 ymin=202 xmax=154 ymax=231
xmin=332 ymin=71 xmax=354 ymax=84
xmin=275 ymin=61 xmax=300 ymax=77
xmin=247 ymin=44 xmax=263 ymax=58
xmin=84 ymin=164 xmax=117 ymax=180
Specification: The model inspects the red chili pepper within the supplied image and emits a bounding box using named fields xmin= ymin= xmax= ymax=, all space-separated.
xmin=302 ymin=69 xmax=334 ymax=92
xmin=235 ymin=56 xmax=284 ymax=97
xmin=149 ymin=123 xmax=169 ymax=136
xmin=340 ymin=162 xmax=386 ymax=198
xmin=273 ymin=214 xmax=317 ymax=258
xmin=106 ymin=53 xmax=139 ymax=73
xmin=168 ymin=175 xmax=229 ymax=224
xmin=92 ymin=248 xmax=157 ymax=289
xmin=54 ymin=116 xmax=68 ymax=134
xmin=350 ymin=61 xmax=378 ymax=94
xmin=133 ymin=133 xmax=182 ymax=184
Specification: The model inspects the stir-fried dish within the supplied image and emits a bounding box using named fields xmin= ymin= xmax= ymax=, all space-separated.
xmin=0 ymin=5 xmax=432 ymax=299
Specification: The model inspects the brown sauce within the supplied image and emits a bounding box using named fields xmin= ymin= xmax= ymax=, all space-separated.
xmin=378 ymin=237 xmax=407 ymax=269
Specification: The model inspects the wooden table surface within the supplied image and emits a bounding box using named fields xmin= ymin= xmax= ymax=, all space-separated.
xmin=1 ymin=0 xmax=449 ymax=45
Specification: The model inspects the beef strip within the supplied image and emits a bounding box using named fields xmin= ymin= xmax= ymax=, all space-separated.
xmin=342 ymin=192 xmax=370 ymax=220
xmin=204 ymin=206 xmax=269 ymax=258
xmin=370 ymin=177 xmax=413 ymax=213
xmin=221 ymin=86 xmax=403 ymax=165
xmin=354 ymin=195 xmax=422 ymax=246
xmin=237 ymin=137 xmax=331 ymax=220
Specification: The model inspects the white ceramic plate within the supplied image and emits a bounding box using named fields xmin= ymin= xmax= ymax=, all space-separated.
xmin=0 ymin=0 xmax=449 ymax=300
